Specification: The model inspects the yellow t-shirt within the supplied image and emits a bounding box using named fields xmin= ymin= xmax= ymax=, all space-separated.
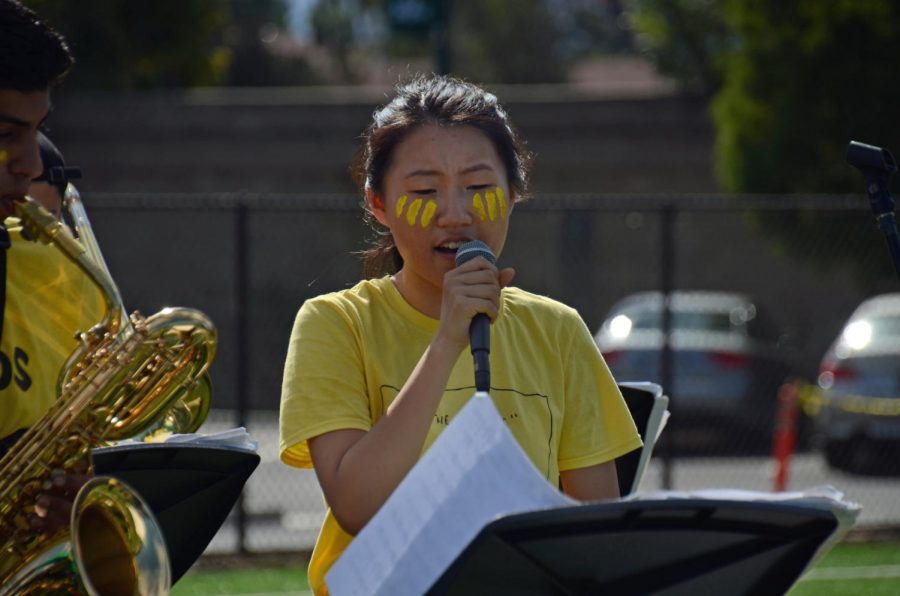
xmin=280 ymin=277 xmax=641 ymax=595
xmin=0 ymin=218 xmax=105 ymax=439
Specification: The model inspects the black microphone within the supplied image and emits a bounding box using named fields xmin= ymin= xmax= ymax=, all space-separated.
xmin=846 ymin=140 xmax=900 ymax=282
xmin=454 ymin=240 xmax=495 ymax=393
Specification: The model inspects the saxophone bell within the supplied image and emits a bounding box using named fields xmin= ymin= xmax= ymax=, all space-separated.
xmin=1 ymin=476 xmax=170 ymax=596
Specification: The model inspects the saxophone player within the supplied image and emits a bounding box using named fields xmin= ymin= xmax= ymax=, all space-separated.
xmin=0 ymin=0 xmax=103 ymax=535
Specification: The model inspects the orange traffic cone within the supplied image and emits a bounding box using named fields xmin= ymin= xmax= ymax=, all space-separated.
xmin=772 ymin=380 xmax=800 ymax=491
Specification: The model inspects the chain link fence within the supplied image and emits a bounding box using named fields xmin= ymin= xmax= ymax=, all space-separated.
xmin=82 ymin=192 xmax=900 ymax=553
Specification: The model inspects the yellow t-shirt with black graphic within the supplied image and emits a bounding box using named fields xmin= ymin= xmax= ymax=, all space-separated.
xmin=279 ymin=276 xmax=641 ymax=595
xmin=0 ymin=218 xmax=105 ymax=439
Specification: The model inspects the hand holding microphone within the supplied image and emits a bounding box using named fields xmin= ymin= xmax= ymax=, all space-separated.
xmin=454 ymin=240 xmax=506 ymax=392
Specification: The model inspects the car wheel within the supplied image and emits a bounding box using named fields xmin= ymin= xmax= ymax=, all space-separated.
xmin=824 ymin=439 xmax=852 ymax=470
xmin=844 ymin=437 xmax=899 ymax=476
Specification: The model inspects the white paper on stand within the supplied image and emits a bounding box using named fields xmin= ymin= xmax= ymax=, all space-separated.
xmin=109 ymin=427 xmax=259 ymax=453
xmin=326 ymin=392 xmax=574 ymax=596
xmin=625 ymin=485 xmax=861 ymax=575
xmin=326 ymin=392 xmax=861 ymax=596
xmin=164 ymin=427 xmax=259 ymax=452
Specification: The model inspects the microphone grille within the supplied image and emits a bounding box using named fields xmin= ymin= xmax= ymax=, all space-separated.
xmin=455 ymin=240 xmax=496 ymax=267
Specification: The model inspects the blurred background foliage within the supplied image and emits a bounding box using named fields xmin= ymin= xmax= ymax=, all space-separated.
xmin=26 ymin=0 xmax=636 ymax=88
xmin=25 ymin=0 xmax=234 ymax=88
xmin=23 ymin=0 xmax=900 ymax=286
xmin=27 ymin=0 xmax=900 ymax=192
xmin=627 ymin=0 xmax=900 ymax=192
xmin=628 ymin=0 xmax=900 ymax=286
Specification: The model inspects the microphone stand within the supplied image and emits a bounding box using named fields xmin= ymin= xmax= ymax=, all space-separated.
xmin=846 ymin=140 xmax=900 ymax=282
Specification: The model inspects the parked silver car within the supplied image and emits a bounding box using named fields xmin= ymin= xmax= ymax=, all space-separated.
xmin=594 ymin=291 xmax=793 ymax=451
xmin=815 ymin=293 xmax=900 ymax=474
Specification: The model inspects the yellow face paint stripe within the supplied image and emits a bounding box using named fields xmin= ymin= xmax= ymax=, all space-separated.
xmin=472 ymin=193 xmax=487 ymax=221
xmin=0 ymin=150 xmax=7 ymax=164
xmin=420 ymin=199 xmax=437 ymax=227
xmin=395 ymin=195 xmax=408 ymax=218
xmin=497 ymin=186 xmax=507 ymax=218
xmin=485 ymin=190 xmax=497 ymax=221
xmin=406 ymin=197 xmax=423 ymax=226
xmin=397 ymin=189 xmax=507 ymax=227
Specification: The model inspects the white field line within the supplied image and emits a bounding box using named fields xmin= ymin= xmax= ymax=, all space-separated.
xmin=801 ymin=564 xmax=900 ymax=581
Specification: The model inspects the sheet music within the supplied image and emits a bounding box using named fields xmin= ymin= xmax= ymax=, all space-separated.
xmin=108 ymin=427 xmax=259 ymax=452
xmin=626 ymin=485 xmax=861 ymax=575
xmin=326 ymin=392 xmax=574 ymax=596
xmin=631 ymin=392 xmax=669 ymax=493
xmin=326 ymin=390 xmax=860 ymax=595
xmin=164 ymin=427 xmax=259 ymax=452
xmin=627 ymin=485 xmax=860 ymax=523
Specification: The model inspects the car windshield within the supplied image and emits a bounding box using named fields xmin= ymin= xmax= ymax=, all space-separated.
xmin=843 ymin=314 xmax=900 ymax=348
xmin=624 ymin=310 xmax=738 ymax=333
xmin=868 ymin=315 xmax=900 ymax=336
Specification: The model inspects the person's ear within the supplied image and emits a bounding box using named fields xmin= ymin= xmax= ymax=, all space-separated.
xmin=507 ymin=188 xmax=517 ymax=216
xmin=367 ymin=189 xmax=389 ymax=226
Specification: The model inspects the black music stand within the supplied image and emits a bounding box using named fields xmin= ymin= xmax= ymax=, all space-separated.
xmin=427 ymin=498 xmax=838 ymax=595
xmin=92 ymin=443 xmax=260 ymax=583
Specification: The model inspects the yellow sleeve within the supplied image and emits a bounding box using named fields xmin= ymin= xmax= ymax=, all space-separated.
xmin=279 ymin=297 xmax=372 ymax=468
xmin=558 ymin=315 xmax=642 ymax=471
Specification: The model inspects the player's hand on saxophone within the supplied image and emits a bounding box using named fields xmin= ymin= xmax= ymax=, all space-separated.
xmin=29 ymin=462 xmax=90 ymax=535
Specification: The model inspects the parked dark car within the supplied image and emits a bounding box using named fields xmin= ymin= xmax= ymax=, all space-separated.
xmin=814 ymin=293 xmax=900 ymax=474
xmin=594 ymin=291 xmax=793 ymax=452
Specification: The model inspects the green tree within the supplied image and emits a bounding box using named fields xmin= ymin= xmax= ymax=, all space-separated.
xmin=713 ymin=0 xmax=900 ymax=194
xmin=26 ymin=0 xmax=232 ymax=89
xmin=627 ymin=0 xmax=730 ymax=96
xmin=449 ymin=0 xmax=635 ymax=83
xmin=26 ymin=0 xmax=317 ymax=89
xmin=628 ymin=0 xmax=900 ymax=287
xmin=448 ymin=0 xmax=566 ymax=83
xmin=714 ymin=0 xmax=900 ymax=287
xmin=320 ymin=0 xmax=629 ymax=84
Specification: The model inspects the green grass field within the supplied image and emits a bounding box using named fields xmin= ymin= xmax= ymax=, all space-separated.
xmin=172 ymin=567 xmax=310 ymax=596
xmin=788 ymin=541 xmax=900 ymax=596
xmin=171 ymin=540 xmax=900 ymax=595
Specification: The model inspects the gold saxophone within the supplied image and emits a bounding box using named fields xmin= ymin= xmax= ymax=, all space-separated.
xmin=0 ymin=186 xmax=217 ymax=595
